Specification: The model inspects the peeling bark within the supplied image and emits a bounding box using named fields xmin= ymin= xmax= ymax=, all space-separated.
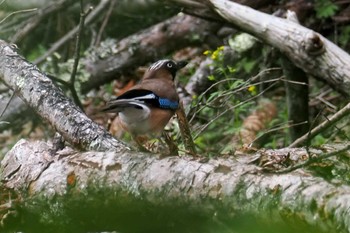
xmin=1 ymin=139 xmax=350 ymax=232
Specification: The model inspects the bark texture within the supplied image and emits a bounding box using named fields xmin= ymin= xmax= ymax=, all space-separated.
xmin=82 ymin=14 xmax=220 ymax=93
xmin=209 ymin=0 xmax=350 ymax=97
xmin=0 ymin=40 xmax=126 ymax=151
xmin=167 ymin=0 xmax=350 ymax=97
xmin=1 ymin=139 xmax=350 ymax=232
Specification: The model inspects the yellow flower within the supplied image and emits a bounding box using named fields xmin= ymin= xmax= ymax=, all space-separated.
xmin=217 ymin=46 xmax=225 ymax=51
xmin=203 ymin=50 xmax=211 ymax=55
xmin=211 ymin=50 xmax=219 ymax=60
xmin=248 ymin=85 xmax=256 ymax=93
xmin=210 ymin=46 xmax=225 ymax=60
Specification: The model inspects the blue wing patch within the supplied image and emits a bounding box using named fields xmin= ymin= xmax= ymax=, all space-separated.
xmin=116 ymin=89 xmax=179 ymax=110
xmin=158 ymin=97 xmax=179 ymax=110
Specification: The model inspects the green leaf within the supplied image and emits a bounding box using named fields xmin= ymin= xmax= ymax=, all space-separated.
xmin=208 ymin=75 xmax=216 ymax=81
xmin=315 ymin=0 xmax=339 ymax=19
xmin=242 ymin=59 xmax=256 ymax=73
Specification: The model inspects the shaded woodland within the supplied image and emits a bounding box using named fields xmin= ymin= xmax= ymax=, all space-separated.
xmin=0 ymin=0 xmax=350 ymax=232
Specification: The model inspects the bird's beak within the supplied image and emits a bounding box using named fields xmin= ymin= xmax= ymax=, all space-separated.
xmin=176 ymin=60 xmax=188 ymax=70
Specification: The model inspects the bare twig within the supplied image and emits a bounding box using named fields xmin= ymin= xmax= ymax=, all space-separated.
xmin=193 ymin=82 xmax=278 ymax=140
xmin=0 ymin=8 xmax=37 ymax=25
xmin=69 ymin=0 xmax=90 ymax=110
xmin=176 ymin=102 xmax=196 ymax=155
xmin=248 ymin=121 xmax=309 ymax=147
xmin=274 ymin=143 xmax=350 ymax=174
xmin=9 ymin=0 xmax=76 ymax=43
xmin=95 ymin=0 xmax=116 ymax=45
xmin=33 ymin=0 xmax=110 ymax=65
xmin=289 ymin=102 xmax=350 ymax=148
xmin=0 ymin=90 xmax=16 ymax=124
xmin=188 ymin=68 xmax=282 ymax=125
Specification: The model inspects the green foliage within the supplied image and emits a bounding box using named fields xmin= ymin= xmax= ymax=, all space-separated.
xmin=240 ymin=57 xmax=256 ymax=73
xmin=186 ymin=46 xmax=259 ymax=155
xmin=312 ymin=134 xmax=327 ymax=146
xmin=27 ymin=44 xmax=47 ymax=62
xmin=315 ymin=0 xmax=339 ymax=19
xmin=39 ymin=55 xmax=89 ymax=96
xmin=339 ymin=25 xmax=350 ymax=48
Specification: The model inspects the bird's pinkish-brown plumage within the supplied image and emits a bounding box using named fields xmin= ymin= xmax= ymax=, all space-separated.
xmin=103 ymin=59 xmax=187 ymax=142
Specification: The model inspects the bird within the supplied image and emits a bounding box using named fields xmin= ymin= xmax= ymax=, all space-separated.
xmin=102 ymin=59 xmax=187 ymax=150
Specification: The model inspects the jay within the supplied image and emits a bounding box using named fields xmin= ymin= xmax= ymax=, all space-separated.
xmin=103 ymin=59 xmax=187 ymax=149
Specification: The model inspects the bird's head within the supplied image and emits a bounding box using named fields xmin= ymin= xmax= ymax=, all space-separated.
xmin=146 ymin=59 xmax=188 ymax=80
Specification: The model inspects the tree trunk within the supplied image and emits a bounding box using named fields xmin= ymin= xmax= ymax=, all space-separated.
xmin=1 ymin=139 xmax=350 ymax=232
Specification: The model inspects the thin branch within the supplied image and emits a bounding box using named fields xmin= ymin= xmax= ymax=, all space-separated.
xmin=274 ymin=143 xmax=350 ymax=174
xmin=95 ymin=0 xmax=116 ymax=45
xmin=193 ymin=82 xmax=277 ymax=140
xmin=33 ymin=0 xmax=110 ymax=65
xmin=176 ymin=102 xmax=196 ymax=155
xmin=188 ymin=68 xmax=282 ymax=125
xmin=69 ymin=0 xmax=90 ymax=110
xmin=46 ymin=74 xmax=70 ymax=86
xmin=0 ymin=89 xmax=16 ymax=124
xmin=9 ymin=0 xmax=76 ymax=43
xmin=289 ymin=102 xmax=350 ymax=148
xmin=0 ymin=8 xmax=37 ymax=25
xmin=248 ymin=121 xmax=309 ymax=147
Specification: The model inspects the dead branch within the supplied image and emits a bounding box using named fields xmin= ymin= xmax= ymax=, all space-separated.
xmin=280 ymin=55 xmax=310 ymax=141
xmin=0 ymin=39 xmax=125 ymax=151
xmin=33 ymin=0 xmax=110 ymax=65
xmin=209 ymin=0 xmax=350 ymax=97
xmin=9 ymin=0 xmax=77 ymax=43
xmin=1 ymin=139 xmax=350 ymax=232
xmin=167 ymin=0 xmax=350 ymax=97
xmin=0 ymin=95 xmax=36 ymax=132
xmin=82 ymin=14 xmax=221 ymax=94
xmin=276 ymin=143 xmax=350 ymax=173
xmin=289 ymin=102 xmax=350 ymax=148
xmin=176 ymin=102 xmax=196 ymax=155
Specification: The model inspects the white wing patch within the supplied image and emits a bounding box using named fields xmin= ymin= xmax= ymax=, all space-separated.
xmin=149 ymin=59 xmax=171 ymax=71
xmin=119 ymin=103 xmax=150 ymax=124
xmin=119 ymin=103 xmax=151 ymax=134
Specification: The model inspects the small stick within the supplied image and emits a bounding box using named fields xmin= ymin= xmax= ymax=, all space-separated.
xmin=274 ymin=143 xmax=350 ymax=174
xmin=69 ymin=0 xmax=90 ymax=110
xmin=289 ymin=102 xmax=350 ymax=148
xmin=176 ymin=101 xmax=196 ymax=155
xmin=95 ymin=0 xmax=116 ymax=45
xmin=33 ymin=0 xmax=110 ymax=65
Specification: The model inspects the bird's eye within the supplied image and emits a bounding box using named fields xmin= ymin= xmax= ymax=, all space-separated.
xmin=166 ymin=62 xmax=173 ymax=68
